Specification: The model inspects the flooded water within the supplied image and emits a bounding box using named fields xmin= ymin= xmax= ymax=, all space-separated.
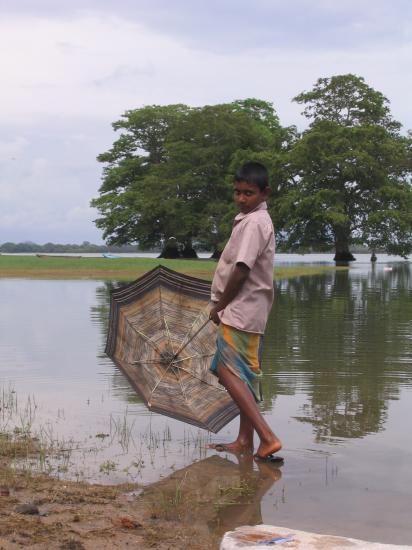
xmin=0 ymin=259 xmax=411 ymax=544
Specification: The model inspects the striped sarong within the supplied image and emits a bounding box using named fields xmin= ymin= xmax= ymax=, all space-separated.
xmin=210 ymin=323 xmax=263 ymax=402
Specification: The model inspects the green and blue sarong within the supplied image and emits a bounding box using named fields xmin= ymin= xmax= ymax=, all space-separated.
xmin=210 ymin=323 xmax=263 ymax=402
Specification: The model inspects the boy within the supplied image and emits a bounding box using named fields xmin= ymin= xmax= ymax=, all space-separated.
xmin=209 ymin=161 xmax=282 ymax=461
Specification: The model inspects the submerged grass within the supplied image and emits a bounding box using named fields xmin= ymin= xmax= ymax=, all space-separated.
xmin=109 ymin=410 xmax=136 ymax=453
xmin=0 ymin=386 xmax=80 ymax=482
xmin=0 ymin=254 xmax=347 ymax=280
xmin=1 ymin=383 xmax=201 ymax=484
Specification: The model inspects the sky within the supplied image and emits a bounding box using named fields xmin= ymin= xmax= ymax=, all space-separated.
xmin=0 ymin=0 xmax=411 ymax=244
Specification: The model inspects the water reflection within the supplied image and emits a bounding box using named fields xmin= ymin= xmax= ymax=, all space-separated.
xmin=263 ymin=263 xmax=412 ymax=442
xmin=93 ymin=280 xmax=143 ymax=405
xmin=142 ymin=453 xmax=282 ymax=537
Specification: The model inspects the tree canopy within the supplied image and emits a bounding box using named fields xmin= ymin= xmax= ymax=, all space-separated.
xmin=277 ymin=74 xmax=412 ymax=260
xmin=91 ymin=99 xmax=289 ymax=256
xmin=92 ymin=76 xmax=412 ymax=260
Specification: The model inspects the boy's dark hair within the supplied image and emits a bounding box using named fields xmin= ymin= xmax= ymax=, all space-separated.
xmin=234 ymin=161 xmax=269 ymax=191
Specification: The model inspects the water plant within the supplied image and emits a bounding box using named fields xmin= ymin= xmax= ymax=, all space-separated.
xmin=109 ymin=409 xmax=136 ymax=453
xmin=99 ymin=460 xmax=117 ymax=475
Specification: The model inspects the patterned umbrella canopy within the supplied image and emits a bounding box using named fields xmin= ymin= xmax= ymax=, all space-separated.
xmin=105 ymin=265 xmax=239 ymax=433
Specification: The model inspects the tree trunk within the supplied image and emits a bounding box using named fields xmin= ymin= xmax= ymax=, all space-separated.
xmin=333 ymin=231 xmax=356 ymax=263
xmin=180 ymin=237 xmax=197 ymax=259
xmin=210 ymin=249 xmax=222 ymax=260
xmin=181 ymin=244 xmax=198 ymax=258
xmin=158 ymin=238 xmax=180 ymax=259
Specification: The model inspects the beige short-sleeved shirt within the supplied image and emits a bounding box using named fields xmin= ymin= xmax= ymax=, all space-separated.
xmin=211 ymin=202 xmax=275 ymax=334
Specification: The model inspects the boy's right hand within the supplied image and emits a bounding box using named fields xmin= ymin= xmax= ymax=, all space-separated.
xmin=209 ymin=306 xmax=221 ymax=325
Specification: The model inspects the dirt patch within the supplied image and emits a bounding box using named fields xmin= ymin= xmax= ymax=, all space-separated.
xmin=0 ymin=450 xmax=281 ymax=550
xmin=0 ymin=464 xmax=218 ymax=549
xmin=0 ymin=446 xmax=284 ymax=549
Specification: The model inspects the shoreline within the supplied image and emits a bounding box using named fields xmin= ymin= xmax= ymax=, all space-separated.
xmin=0 ymin=255 xmax=348 ymax=280
xmin=0 ymin=449 xmax=221 ymax=549
xmin=0 ymin=435 xmax=273 ymax=549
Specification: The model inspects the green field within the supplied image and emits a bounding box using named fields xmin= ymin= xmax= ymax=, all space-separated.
xmin=0 ymin=254 xmax=347 ymax=280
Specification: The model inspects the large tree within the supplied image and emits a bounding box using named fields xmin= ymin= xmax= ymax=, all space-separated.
xmin=90 ymin=104 xmax=190 ymax=254
xmin=91 ymin=99 xmax=287 ymax=256
xmin=278 ymin=74 xmax=412 ymax=261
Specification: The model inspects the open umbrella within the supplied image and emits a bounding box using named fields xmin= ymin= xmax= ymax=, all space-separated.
xmin=105 ymin=265 xmax=239 ymax=432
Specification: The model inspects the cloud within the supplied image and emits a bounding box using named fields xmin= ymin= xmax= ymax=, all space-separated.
xmin=0 ymin=4 xmax=410 ymax=244
xmin=92 ymin=64 xmax=156 ymax=88
xmin=1 ymin=12 xmax=411 ymax=128
xmin=0 ymin=137 xmax=29 ymax=162
xmin=66 ymin=205 xmax=95 ymax=223
xmin=2 ymin=0 xmax=411 ymax=53
xmin=0 ymin=14 xmax=187 ymax=124
xmin=0 ymin=120 xmax=107 ymax=243
xmin=127 ymin=0 xmax=412 ymax=54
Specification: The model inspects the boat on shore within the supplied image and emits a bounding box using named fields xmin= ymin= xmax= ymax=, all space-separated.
xmin=102 ymin=253 xmax=120 ymax=259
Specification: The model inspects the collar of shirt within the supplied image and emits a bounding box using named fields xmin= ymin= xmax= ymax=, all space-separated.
xmin=234 ymin=201 xmax=268 ymax=225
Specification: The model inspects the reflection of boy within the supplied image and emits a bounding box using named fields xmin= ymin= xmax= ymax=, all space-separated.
xmin=209 ymin=162 xmax=282 ymax=460
xmin=214 ymin=452 xmax=282 ymax=535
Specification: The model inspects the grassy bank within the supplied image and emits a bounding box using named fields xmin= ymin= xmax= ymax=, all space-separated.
xmin=0 ymin=255 xmax=347 ymax=280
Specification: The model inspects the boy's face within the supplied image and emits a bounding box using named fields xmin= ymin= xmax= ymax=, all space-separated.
xmin=233 ymin=180 xmax=269 ymax=214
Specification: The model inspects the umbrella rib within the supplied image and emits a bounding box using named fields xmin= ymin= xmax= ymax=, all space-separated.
xmin=174 ymin=364 xmax=189 ymax=404
xmin=159 ymin=286 xmax=175 ymax=355
xmin=164 ymin=353 xmax=214 ymax=404
xmin=133 ymin=353 xmax=213 ymax=365
xmin=148 ymin=359 xmax=176 ymax=400
xmin=171 ymin=353 xmax=214 ymax=364
xmin=163 ymin=316 xmax=176 ymax=355
xmin=148 ymin=354 xmax=214 ymax=401
xmin=173 ymin=365 xmax=227 ymax=391
xmin=177 ymin=306 xmax=207 ymax=351
xmin=132 ymin=359 xmax=162 ymax=364
xmin=133 ymin=329 xmax=162 ymax=355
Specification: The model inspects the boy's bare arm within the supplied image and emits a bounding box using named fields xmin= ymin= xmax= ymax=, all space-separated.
xmin=209 ymin=262 xmax=250 ymax=324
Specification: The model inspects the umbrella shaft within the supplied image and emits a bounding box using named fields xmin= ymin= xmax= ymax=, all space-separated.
xmin=174 ymin=318 xmax=210 ymax=357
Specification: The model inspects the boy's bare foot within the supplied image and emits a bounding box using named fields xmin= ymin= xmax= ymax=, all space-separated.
xmin=254 ymin=438 xmax=282 ymax=460
xmin=208 ymin=440 xmax=253 ymax=454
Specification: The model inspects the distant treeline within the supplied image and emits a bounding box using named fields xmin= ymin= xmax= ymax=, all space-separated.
xmin=0 ymin=241 xmax=141 ymax=253
xmin=0 ymin=240 xmax=382 ymax=257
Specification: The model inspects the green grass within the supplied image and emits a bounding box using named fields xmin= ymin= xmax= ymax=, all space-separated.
xmin=0 ymin=254 xmax=347 ymax=280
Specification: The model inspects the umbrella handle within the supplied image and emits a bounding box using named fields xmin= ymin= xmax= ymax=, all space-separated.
xmin=174 ymin=318 xmax=211 ymax=358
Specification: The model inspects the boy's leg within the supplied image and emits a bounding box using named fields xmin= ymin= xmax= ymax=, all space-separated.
xmin=209 ymin=410 xmax=254 ymax=453
xmin=216 ymin=363 xmax=282 ymax=459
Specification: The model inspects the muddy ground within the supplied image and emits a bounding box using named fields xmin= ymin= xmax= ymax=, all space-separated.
xmin=0 ymin=448 xmax=283 ymax=550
